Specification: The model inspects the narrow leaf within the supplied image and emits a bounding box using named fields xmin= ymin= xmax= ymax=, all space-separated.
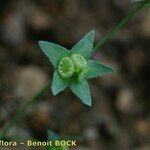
xmin=48 ymin=130 xmax=59 ymax=141
xmin=39 ymin=41 xmax=70 ymax=67
xmin=51 ymin=71 xmax=69 ymax=95
xmin=70 ymin=80 xmax=92 ymax=106
xmin=47 ymin=130 xmax=68 ymax=150
xmin=86 ymin=60 xmax=115 ymax=79
xmin=50 ymin=147 xmax=68 ymax=150
xmin=71 ymin=30 xmax=95 ymax=59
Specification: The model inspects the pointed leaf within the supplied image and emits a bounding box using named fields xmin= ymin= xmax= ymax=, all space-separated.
xmin=47 ymin=130 xmax=68 ymax=150
xmin=86 ymin=60 xmax=115 ymax=79
xmin=50 ymin=147 xmax=68 ymax=150
xmin=51 ymin=71 xmax=69 ymax=95
xmin=48 ymin=130 xmax=59 ymax=141
xmin=70 ymin=80 xmax=92 ymax=106
xmin=71 ymin=30 xmax=95 ymax=59
xmin=39 ymin=41 xmax=70 ymax=67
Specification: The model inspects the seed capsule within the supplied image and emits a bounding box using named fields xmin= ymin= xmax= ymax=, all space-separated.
xmin=58 ymin=57 xmax=74 ymax=78
xmin=71 ymin=54 xmax=87 ymax=73
xmin=77 ymin=66 xmax=89 ymax=82
xmin=58 ymin=54 xmax=89 ymax=82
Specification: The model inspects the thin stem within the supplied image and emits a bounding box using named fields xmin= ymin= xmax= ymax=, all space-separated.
xmin=93 ymin=0 xmax=149 ymax=52
xmin=0 ymin=0 xmax=149 ymax=138
xmin=0 ymin=80 xmax=51 ymax=137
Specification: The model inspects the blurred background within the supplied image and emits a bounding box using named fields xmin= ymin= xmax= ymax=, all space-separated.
xmin=0 ymin=0 xmax=150 ymax=150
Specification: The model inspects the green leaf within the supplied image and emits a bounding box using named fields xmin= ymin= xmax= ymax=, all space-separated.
xmin=86 ymin=60 xmax=115 ymax=79
xmin=47 ymin=130 xmax=68 ymax=150
xmin=71 ymin=30 xmax=95 ymax=59
xmin=39 ymin=41 xmax=70 ymax=67
xmin=70 ymin=80 xmax=92 ymax=106
xmin=48 ymin=130 xmax=59 ymax=141
xmin=51 ymin=71 xmax=69 ymax=95
xmin=50 ymin=147 xmax=68 ymax=150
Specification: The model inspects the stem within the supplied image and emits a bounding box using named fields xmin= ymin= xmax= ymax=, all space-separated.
xmin=0 ymin=0 xmax=149 ymax=138
xmin=0 ymin=80 xmax=51 ymax=137
xmin=93 ymin=0 xmax=149 ymax=52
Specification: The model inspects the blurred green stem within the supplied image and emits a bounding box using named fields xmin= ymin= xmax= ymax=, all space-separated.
xmin=93 ymin=0 xmax=149 ymax=51
xmin=0 ymin=80 xmax=51 ymax=137
xmin=0 ymin=0 xmax=149 ymax=138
